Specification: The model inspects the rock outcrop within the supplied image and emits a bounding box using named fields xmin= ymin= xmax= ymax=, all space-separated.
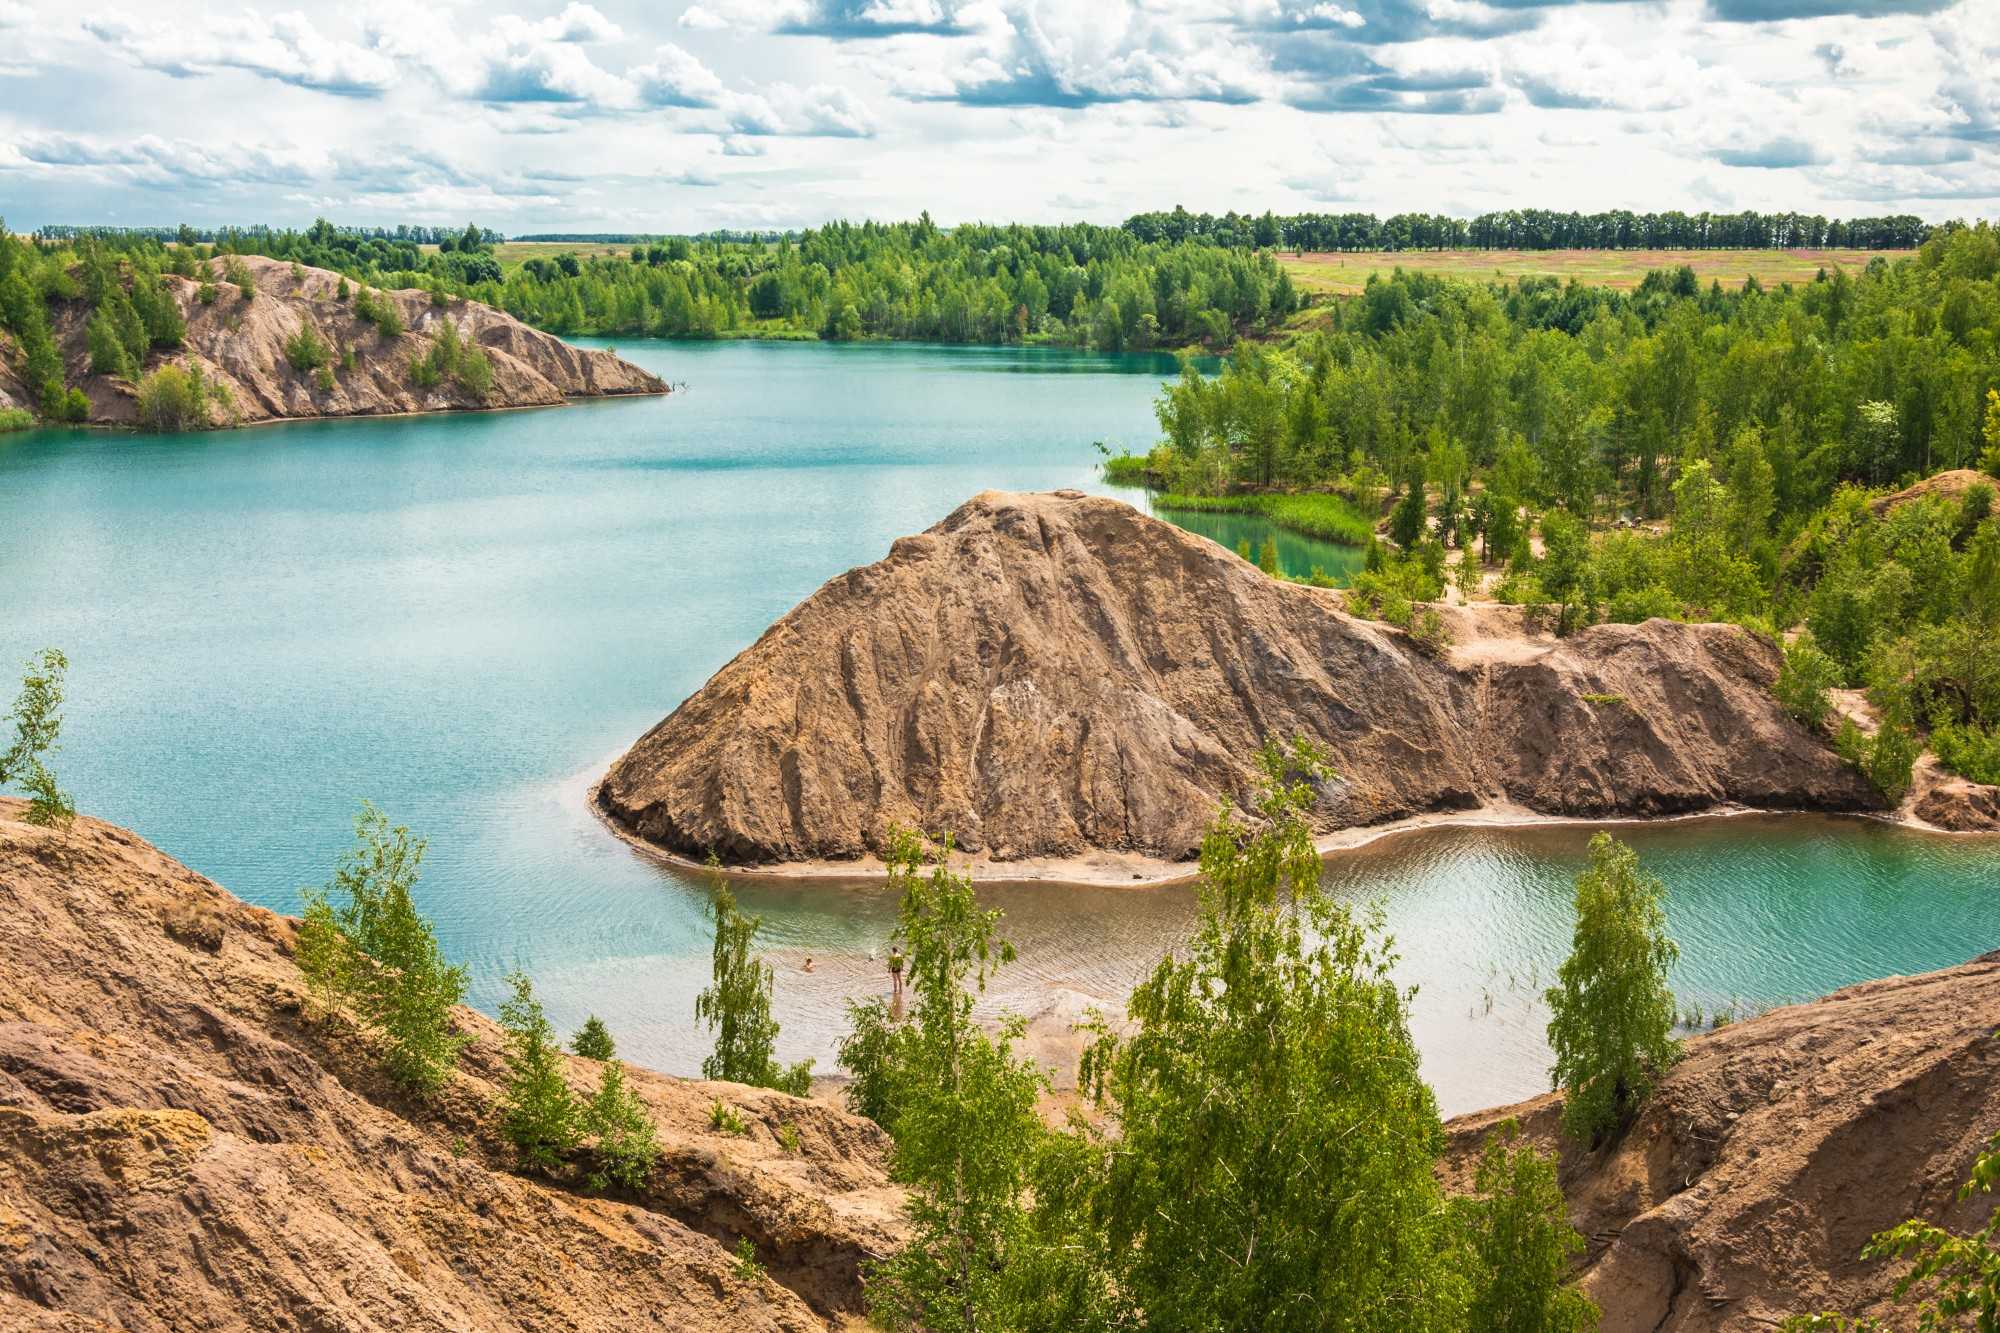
xmin=0 ymin=801 xmax=900 ymax=1331
xmin=12 ymin=254 xmax=663 ymax=427
xmin=1442 ymin=952 xmax=2000 ymax=1331
xmin=1868 ymin=466 xmax=1992 ymax=517
xmin=599 ymin=490 xmax=1879 ymax=869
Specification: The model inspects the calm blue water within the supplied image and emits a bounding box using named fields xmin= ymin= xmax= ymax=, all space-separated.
xmin=3 ymin=338 xmax=1995 ymax=1115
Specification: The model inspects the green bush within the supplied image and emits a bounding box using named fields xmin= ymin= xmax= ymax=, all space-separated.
xmin=707 ymin=1099 xmax=748 ymax=1135
xmin=582 ymin=1059 xmax=659 ymax=1191
xmin=296 ymin=803 xmax=470 ymax=1092
xmin=498 ymin=969 xmax=583 ymax=1172
xmin=1455 ymin=1121 xmax=1598 ymax=1332
xmin=224 ymin=256 xmax=256 ymax=301
xmin=284 ymin=323 xmax=330 ymax=372
xmin=570 ymin=1015 xmax=615 ymax=1060
xmin=0 ymin=407 xmax=34 ymax=432
xmin=135 ymin=365 xmax=206 ymax=432
xmin=1774 ymin=634 xmax=1842 ymax=730
xmin=1932 ymin=720 xmax=2000 ymax=785
xmin=1 ymin=648 xmax=75 ymax=829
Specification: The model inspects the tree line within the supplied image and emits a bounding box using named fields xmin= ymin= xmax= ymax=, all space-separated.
xmin=1122 ymin=206 xmax=1938 ymax=252
xmin=6 ymin=214 xmax=1301 ymax=352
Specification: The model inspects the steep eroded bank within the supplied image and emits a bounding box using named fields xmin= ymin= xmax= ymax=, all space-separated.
xmin=599 ymin=489 xmax=1883 ymax=873
xmin=0 ymin=802 xmax=899 ymax=1331
xmin=1442 ymin=952 xmax=2000 ymax=1331
xmin=0 ymin=254 xmax=663 ymax=428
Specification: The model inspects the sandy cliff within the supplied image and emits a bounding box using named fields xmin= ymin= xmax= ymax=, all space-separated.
xmin=1442 ymin=951 xmax=2000 ymax=1331
xmin=599 ymin=489 xmax=1883 ymax=872
xmin=0 ymin=802 xmax=900 ymax=1331
xmin=5 ymin=254 xmax=662 ymax=427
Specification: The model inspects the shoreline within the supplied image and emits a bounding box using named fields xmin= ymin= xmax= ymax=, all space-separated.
xmin=49 ymin=383 xmax=669 ymax=437
xmin=588 ymin=779 xmax=1977 ymax=890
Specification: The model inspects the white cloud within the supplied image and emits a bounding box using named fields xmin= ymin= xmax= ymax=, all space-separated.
xmin=6 ymin=0 xmax=1998 ymax=229
xmin=632 ymin=44 xmax=728 ymax=107
xmin=721 ymin=83 xmax=878 ymax=136
xmin=84 ymin=10 xmax=399 ymax=95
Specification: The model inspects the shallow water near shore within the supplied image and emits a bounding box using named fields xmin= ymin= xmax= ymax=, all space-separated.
xmin=4 ymin=337 xmax=1997 ymax=1118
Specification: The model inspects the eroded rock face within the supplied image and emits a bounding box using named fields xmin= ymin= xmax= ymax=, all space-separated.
xmin=1441 ymin=952 xmax=2000 ymax=1332
xmin=39 ymin=254 xmax=664 ymax=427
xmin=599 ymin=490 xmax=1879 ymax=868
xmin=0 ymin=803 xmax=900 ymax=1331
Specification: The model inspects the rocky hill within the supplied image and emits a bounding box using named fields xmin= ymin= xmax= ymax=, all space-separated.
xmin=0 ymin=254 xmax=663 ymax=427
xmin=0 ymin=801 xmax=899 ymax=1331
xmin=1443 ymin=951 xmax=2000 ymax=1330
xmin=598 ymin=489 xmax=1883 ymax=872
xmin=6 ymin=799 xmax=1995 ymax=1330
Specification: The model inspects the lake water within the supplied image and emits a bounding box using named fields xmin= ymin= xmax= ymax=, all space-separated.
xmin=4 ymin=338 xmax=1996 ymax=1117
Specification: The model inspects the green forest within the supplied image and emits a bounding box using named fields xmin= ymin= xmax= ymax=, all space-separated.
xmin=4 ymin=215 xmax=1302 ymax=349
xmin=1123 ymin=222 xmax=2000 ymax=799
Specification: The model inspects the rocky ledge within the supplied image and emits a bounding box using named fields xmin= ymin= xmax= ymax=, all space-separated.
xmin=0 ymin=802 xmax=900 ymax=1331
xmin=1442 ymin=951 xmax=2000 ymax=1331
xmin=599 ymin=489 xmax=1881 ymax=871
xmin=0 ymin=254 xmax=663 ymax=427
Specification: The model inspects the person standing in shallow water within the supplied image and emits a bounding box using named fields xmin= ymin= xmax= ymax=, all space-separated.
xmin=888 ymin=946 xmax=905 ymax=1017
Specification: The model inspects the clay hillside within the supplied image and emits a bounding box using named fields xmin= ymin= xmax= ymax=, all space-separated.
xmin=598 ymin=489 xmax=1930 ymax=872
xmin=0 ymin=801 xmax=901 ymax=1332
xmin=0 ymin=254 xmax=663 ymax=427
xmin=1442 ymin=951 xmax=2000 ymax=1331
xmin=4 ymin=802 xmax=1995 ymax=1330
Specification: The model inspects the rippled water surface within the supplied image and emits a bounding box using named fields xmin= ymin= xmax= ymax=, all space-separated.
xmin=4 ymin=338 xmax=1995 ymax=1116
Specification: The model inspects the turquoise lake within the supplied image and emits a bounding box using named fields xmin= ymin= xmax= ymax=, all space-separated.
xmin=3 ymin=338 xmax=1996 ymax=1116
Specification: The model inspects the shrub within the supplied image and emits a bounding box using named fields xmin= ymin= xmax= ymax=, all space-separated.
xmin=0 ymin=407 xmax=34 ymax=432
xmin=1409 ymin=607 xmax=1453 ymax=656
xmin=708 ymin=1099 xmax=748 ymax=1135
xmin=1 ymin=648 xmax=75 ymax=829
xmin=731 ymin=1237 xmax=766 ymax=1284
xmin=582 ymin=1059 xmax=659 ymax=1191
xmin=1932 ymin=720 xmax=2000 ymax=786
xmin=570 ymin=1015 xmax=615 ymax=1060
xmin=135 ymin=365 xmax=207 ymax=432
xmin=1833 ymin=718 xmax=1920 ymax=804
xmin=1545 ymin=832 xmax=1681 ymax=1146
xmin=284 ymin=323 xmax=330 ymax=373
xmin=224 ymin=256 xmax=255 ymax=301
xmin=498 ymin=970 xmax=583 ymax=1173
xmin=313 ymin=366 xmax=335 ymax=392
xmin=1774 ymin=634 xmax=1842 ymax=730
xmin=295 ymin=803 xmax=470 ymax=1092
xmin=197 ymin=281 xmax=218 ymax=305
xmin=1456 ymin=1121 xmax=1599 ymax=1332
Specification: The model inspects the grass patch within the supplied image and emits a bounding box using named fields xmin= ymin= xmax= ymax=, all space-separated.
xmin=1155 ymin=492 xmax=1374 ymax=546
xmin=1580 ymin=693 xmax=1626 ymax=707
xmin=1101 ymin=452 xmax=1153 ymax=486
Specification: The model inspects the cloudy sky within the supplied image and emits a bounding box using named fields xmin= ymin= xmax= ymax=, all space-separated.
xmin=0 ymin=0 xmax=1993 ymax=233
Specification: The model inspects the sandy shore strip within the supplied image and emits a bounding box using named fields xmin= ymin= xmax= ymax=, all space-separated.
xmin=585 ymin=775 xmax=1969 ymax=890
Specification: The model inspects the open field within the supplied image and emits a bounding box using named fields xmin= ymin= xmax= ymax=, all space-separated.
xmin=413 ymin=240 xmax=649 ymax=269
xmin=1281 ymin=247 xmax=1912 ymax=295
